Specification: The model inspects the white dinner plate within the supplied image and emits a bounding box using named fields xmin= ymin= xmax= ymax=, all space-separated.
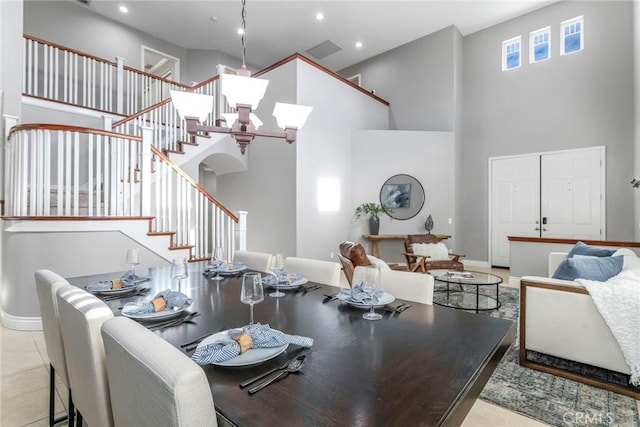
xmin=218 ymin=265 xmax=248 ymax=275
xmin=121 ymin=301 xmax=192 ymax=321
xmin=86 ymin=282 xmax=139 ymax=295
xmin=198 ymin=330 xmax=288 ymax=367
xmin=337 ymin=291 xmax=396 ymax=309
xmin=262 ymin=276 xmax=309 ymax=289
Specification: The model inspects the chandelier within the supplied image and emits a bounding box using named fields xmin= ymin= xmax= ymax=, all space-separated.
xmin=170 ymin=0 xmax=312 ymax=154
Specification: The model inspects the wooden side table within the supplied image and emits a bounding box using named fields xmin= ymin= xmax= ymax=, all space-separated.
xmin=363 ymin=234 xmax=451 ymax=258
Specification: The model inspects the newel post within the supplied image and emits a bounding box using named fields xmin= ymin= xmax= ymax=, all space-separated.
xmin=140 ymin=125 xmax=153 ymax=216
xmin=116 ymin=56 xmax=125 ymax=115
xmin=236 ymin=210 xmax=248 ymax=252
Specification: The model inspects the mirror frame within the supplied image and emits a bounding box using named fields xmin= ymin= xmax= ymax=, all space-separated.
xmin=379 ymin=174 xmax=425 ymax=220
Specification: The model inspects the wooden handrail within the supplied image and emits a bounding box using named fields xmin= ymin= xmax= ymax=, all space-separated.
xmin=24 ymin=34 xmax=189 ymax=89
xmin=112 ymin=98 xmax=173 ymax=128
xmin=9 ymin=123 xmax=142 ymax=141
xmin=190 ymin=74 xmax=220 ymax=91
xmin=24 ymin=34 xmax=116 ymax=66
xmin=254 ymin=53 xmax=390 ymax=106
xmin=150 ymin=146 xmax=238 ymax=222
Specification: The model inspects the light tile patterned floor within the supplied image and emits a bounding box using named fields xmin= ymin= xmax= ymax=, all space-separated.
xmin=0 ymin=267 xmax=543 ymax=426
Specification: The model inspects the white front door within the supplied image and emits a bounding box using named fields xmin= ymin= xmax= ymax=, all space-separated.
xmin=490 ymin=155 xmax=540 ymax=267
xmin=541 ymin=148 xmax=603 ymax=239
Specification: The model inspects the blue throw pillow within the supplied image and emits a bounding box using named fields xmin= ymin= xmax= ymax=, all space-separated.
xmin=552 ymin=256 xmax=623 ymax=281
xmin=566 ymin=241 xmax=615 ymax=258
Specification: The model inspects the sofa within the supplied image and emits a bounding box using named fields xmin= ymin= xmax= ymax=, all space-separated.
xmin=520 ymin=250 xmax=639 ymax=398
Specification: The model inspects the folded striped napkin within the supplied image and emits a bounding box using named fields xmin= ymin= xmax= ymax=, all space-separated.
xmin=121 ymin=289 xmax=191 ymax=316
xmin=339 ymin=284 xmax=383 ymax=304
xmin=191 ymin=323 xmax=313 ymax=365
xmin=261 ymin=272 xmax=304 ymax=286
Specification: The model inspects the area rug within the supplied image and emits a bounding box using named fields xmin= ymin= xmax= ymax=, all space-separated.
xmin=434 ymin=284 xmax=640 ymax=427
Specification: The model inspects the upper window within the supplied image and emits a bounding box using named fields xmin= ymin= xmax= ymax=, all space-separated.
xmin=530 ymin=27 xmax=551 ymax=63
xmin=502 ymin=36 xmax=521 ymax=71
xmin=561 ymin=16 xmax=584 ymax=55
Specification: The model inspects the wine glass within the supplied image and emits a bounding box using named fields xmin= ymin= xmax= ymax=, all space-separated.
xmin=125 ymin=248 xmax=141 ymax=280
xmin=362 ymin=266 xmax=382 ymax=321
xmin=210 ymin=247 xmax=224 ymax=281
xmin=269 ymin=253 xmax=285 ymax=298
xmin=171 ymin=257 xmax=188 ymax=294
xmin=240 ymin=272 xmax=264 ymax=325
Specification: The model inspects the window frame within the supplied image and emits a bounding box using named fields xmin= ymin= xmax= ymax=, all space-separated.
xmin=502 ymin=36 xmax=522 ymax=71
xmin=560 ymin=16 xmax=584 ymax=55
xmin=529 ymin=26 xmax=551 ymax=63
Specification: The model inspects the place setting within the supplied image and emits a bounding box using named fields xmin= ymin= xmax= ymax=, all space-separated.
xmin=337 ymin=266 xmax=407 ymax=320
xmin=85 ymin=248 xmax=152 ymax=301
xmin=203 ymin=247 xmax=247 ymax=280
xmin=261 ymin=253 xmax=317 ymax=296
xmin=189 ymin=272 xmax=313 ymax=393
xmin=120 ymin=288 xmax=197 ymax=331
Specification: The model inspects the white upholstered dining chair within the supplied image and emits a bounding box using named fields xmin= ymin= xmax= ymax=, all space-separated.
xmin=56 ymin=285 xmax=114 ymax=427
xmin=233 ymin=250 xmax=273 ymax=272
xmin=284 ymin=257 xmax=342 ymax=287
xmin=353 ymin=266 xmax=434 ymax=304
xmin=101 ymin=316 xmax=218 ymax=427
xmin=34 ymin=270 xmax=76 ymax=427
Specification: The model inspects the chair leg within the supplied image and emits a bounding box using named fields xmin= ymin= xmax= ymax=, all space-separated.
xmin=68 ymin=390 xmax=75 ymax=427
xmin=49 ymin=365 xmax=69 ymax=426
xmin=75 ymin=410 xmax=83 ymax=427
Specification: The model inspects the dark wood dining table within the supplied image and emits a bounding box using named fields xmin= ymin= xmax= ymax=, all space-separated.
xmin=68 ymin=261 xmax=515 ymax=427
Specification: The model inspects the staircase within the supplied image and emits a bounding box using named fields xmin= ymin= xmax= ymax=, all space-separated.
xmin=5 ymin=35 xmax=246 ymax=262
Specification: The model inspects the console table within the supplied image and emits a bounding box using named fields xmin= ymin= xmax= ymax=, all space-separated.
xmin=363 ymin=233 xmax=450 ymax=258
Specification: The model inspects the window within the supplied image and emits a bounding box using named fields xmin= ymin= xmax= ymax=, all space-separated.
xmin=530 ymin=27 xmax=550 ymax=63
xmin=561 ymin=16 xmax=583 ymax=55
xmin=502 ymin=36 xmax=521 ymax=71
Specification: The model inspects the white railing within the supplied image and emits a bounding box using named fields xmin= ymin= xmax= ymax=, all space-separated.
xmin=151 ymin=147 xmax=237 ymax=260
xmin=111 ymin=73 xmax=228 ymax=154
xmin=22 ymin=35 xmax=191 ymax=116
xmin=5 ymin=124 xmax=239 ymax=260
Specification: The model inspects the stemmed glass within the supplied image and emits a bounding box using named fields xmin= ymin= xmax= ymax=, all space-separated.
xmin=269 ymin=253 xmax=285 ymax=298
xmin=210 ymin=247 xmax=224 ymax=281
xmin=125 ymin=248 xmax=141 ymax=280
xmin=240 ymin=272 xmax=264 ymax=325
xmin=171 ymin=257 xmax=188 ymax=294
xmin=362 ymin=266 xmax=382 ymax=321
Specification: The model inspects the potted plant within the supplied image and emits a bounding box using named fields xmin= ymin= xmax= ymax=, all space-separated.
xmin=355 ymin=202 xmax=393 ymax=235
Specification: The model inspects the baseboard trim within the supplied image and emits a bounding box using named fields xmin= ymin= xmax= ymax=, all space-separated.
xmin=462 ymin=259 xmax=491 ymax=268
xmin=1 ymin=310 xmax=42 ymax=331
xmin=509 ymin=276 xmax=521 ymax=286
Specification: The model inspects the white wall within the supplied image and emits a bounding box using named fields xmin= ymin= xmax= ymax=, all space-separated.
xmin=351 ymin=131 xmax=456 ymax=263
xmin=296 ymin=60 xmax=389 ymax=262
xmin=635 ymin=0 xmax=640 ymax=239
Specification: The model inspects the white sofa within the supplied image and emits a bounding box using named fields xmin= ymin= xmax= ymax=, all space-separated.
xmin=520 ymin=251 xmax=638 ymax=398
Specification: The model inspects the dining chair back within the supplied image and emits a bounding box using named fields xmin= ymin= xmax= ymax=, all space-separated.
xmin=34 ymin=270 xmax=75 ymax=426
xmin=101 ymin=317 xmax=218 ymax=427
xmin=353 ymin=266 xmax=434 ymax=304
xmin=233 ymin=250 xmax=273 ymax=273
xmin=56 ymin=285 xmax=114 ymax=427
xmin=284 ymin=257 xmax=341 ymax=287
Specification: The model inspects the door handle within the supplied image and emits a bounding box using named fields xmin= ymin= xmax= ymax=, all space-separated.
xmin=534 ymin=227 xmax=540 ymax=231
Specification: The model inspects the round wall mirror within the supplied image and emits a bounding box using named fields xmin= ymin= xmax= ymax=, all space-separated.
xmin=379 ymin=174 xmax=425 ymax=220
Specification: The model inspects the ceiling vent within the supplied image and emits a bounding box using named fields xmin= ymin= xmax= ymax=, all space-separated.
xmin=305 ymin=40 xmax=342 ymax=60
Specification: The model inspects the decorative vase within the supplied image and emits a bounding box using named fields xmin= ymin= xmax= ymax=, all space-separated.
xmin=424 ymin=215 xmax=434 ymax=234
xmin=369 ymin=216 xmax=380 ymax=235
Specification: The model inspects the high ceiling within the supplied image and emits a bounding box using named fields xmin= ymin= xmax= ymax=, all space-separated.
xmin=78 ymin=0 xmax=559 ymax=71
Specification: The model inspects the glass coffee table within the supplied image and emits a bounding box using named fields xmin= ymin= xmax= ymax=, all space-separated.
xmin=430 ymin=269 xmax=503 ymax=313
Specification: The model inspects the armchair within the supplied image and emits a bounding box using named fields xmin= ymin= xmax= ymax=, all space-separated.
xmin=338 ymin=241 xmax=371 ymax=287
xmin=403 ymin=234 xmax=464 ymax=273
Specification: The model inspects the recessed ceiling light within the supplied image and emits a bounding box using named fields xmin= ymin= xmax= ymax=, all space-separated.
xmin=355 ymin=41 xmax=363 ymax=49
xmin=316 ymin=12 xmax=324 ymax=21
xmin=237 ymin=28 xmax=245 ymax=35
xmin=210 ymin=16 xmax=219 ymax=23
xmin=118 ymin=5 xmax=128 ymax=13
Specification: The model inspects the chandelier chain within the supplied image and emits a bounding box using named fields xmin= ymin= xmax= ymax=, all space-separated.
xmin=241 ymin=0 xmax=247 ymax=67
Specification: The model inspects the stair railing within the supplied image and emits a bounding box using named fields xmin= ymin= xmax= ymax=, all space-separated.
xmin=5 ymin=123 xmax=239 ymax=260
xmin=22 ymin=34 xmax=191 ymax=116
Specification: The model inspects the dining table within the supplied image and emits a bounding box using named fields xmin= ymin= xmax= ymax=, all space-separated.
xmin=67 ymin=261 xmax=515 ymax=427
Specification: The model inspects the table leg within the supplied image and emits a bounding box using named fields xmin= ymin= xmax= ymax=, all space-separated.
xmin=370 ymin=240 xmax=380 ymax=258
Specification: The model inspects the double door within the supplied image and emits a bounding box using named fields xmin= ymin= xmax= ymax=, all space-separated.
xmin=490 ymin=147 xmax=604 ymax=267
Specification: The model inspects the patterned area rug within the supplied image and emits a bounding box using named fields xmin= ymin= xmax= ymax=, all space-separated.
xmin=434 ymin=285 xmax=640 ymax=427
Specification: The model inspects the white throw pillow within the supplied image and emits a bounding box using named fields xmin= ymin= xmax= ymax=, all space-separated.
xmin=367 ymin=255 xmax=391 ymax=270
xmin=612 ymin=248 xmax=640 ymax=271
xmin=613 ymin=248 xmax=637 ymax=257
xmin=411 ymin=242 xmax=450 ymax=261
